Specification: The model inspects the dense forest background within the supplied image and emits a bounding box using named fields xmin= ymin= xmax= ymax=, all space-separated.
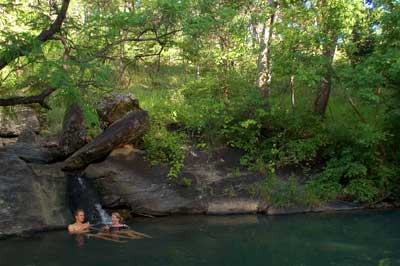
xmin=1 ymin=0 xmax=399 ymax=207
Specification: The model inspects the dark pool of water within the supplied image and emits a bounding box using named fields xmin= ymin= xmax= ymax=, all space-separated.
xmin=1 ymin=210 xmax=399 ymax=266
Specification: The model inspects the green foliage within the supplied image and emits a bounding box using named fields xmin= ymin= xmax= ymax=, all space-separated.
xmin=222 ymin=106 xmax=329 ymax=174
xmin=142 ymin=123 xmax=186 ymax=179
xmin=226 ymin=101 xmax=396 ymax=204
xmin=180 ymin=177 xmax=192 ymax=187
xmin=305 ymin=176 xmax=341 ymax=205
xmin=344 ymin=179 xmax=379 ymax=203
xmin=270 ymin=112 xmax=329 ymax=168
xmin=319 ymin=122 xmax=391 ymax=203
xmin=252 ymin=175 xmax=307 ymax=208
xmin=44 ymin=86 xmax=101 ymax=137
xmin=43 ymin=105 xmax=66 ymax=136
xmin=223 ymin=185 xmax=237 ymax=197
xmin=1 ymin=0 xmax=399 ymax=206
xmin=81 ymin=104 xmax=101 ymax=138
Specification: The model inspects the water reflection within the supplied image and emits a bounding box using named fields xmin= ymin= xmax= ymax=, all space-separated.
xmin=0 ymin=211 xmax=399 ymax=266
xmin=74 ymin=233 xmax=86 ymax=248
xmin=71 ymin=227 xmax=152 ymax=247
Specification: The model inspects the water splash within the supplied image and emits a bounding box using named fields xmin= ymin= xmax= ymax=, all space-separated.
xmin=95 ymin=203 xmax=112 ymax=224
xmin=77 ymin=177 xmax=86 ymax=190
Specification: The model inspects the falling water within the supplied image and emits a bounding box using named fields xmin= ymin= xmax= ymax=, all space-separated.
xmin=67 ymin=172 xmax=111 ymax=224
xmin=95 ymin=203 xmax=112 ymax=224
xmin=77 ymin=177 xmax=86 ymax=190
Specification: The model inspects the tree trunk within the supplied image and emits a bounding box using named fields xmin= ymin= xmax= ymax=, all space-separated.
xmin=314 ymin=37 xmax=337 ymax=116
xmin=63 ymin=110 xmax=150 ymax=170
xmin=256 ymin=1 xmax=278 ymax=98
xmin=290 ymin=75 xmax=295 ymax=110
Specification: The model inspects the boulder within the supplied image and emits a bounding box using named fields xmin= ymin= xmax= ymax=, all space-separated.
xmin=0 ymin=147 xmax=69 ymax=239
xmin=0 ymin=107 xmax=40 ymax=137
xmin=85 ymin=146 xmax=200 ymax=215
xmin=59 ymin=103 xmax=87 ymax=156
xmin=28 ymin=163 xmax=70 ymax=227
xmin=10 ymin=128 xmax=64 ymax=164
xmin=0 ymin=137 xmax=17 ymax=147
xmin=97 ymin=93 xmax=140 ymax=129
xmin=16 ymin=127 xmax=40 ymax=144
xmin=63 ymin=109 xmax=149 ymax=170
xmin=11 ymin=143 xmax=64 ymax=164
xmin=84 ymin=145 xmax=267 ymax=216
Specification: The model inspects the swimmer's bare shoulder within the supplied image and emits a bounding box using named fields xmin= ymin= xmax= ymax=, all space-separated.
xmin=68 ymin=223 xmax=90 ymax=234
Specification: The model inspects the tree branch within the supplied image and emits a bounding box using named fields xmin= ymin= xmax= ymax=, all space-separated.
xmin=0 ymin=0 xmax=70 ymax=71
xmin=76 ymin=28 xmax=181 ymax=64
xmin=1 ymin=61 xmax=31 ymax=83
xmin=0 ymin=87 xmax=57 ymax=109
xmin=347 ymin=95 xmax=367 ymax=124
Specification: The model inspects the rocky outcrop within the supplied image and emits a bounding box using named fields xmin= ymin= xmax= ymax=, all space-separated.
xmin=0 ymin=137 xmax=17 ymax=147
xmin=10 ymin=128 xmax=64 ymax=164
xmin=84 ymin=145 xmax=368 ymax=217
xmin=0 ymin=100 xmax=373 ymax=239
xmin=0 ymin=140 xmax=369 ymax=239
xmin=63 ymin=110 xmax=149 ymax=170
xmin=0 ymin=147 xmax=69 ymax=239
xmin=0 ymin=107 xmax=40 ymax=137
xmin=85 ymin=146 xmax=200 ymax=215
xmin=84 ymin=145 xmax=267 ymax=216
xmin=28 ymin=163 xmax=70 ymax=227
xmin=59 ymin=103 xmax=87 ymax=156
xmin=97 ymin=93 xmax=140 ymax=129
xmin=16 ymin=127 xmax=40 ymax=144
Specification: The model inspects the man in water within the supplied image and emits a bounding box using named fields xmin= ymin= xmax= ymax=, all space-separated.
xmin=68 ymin=209 xmax=90 ymax=233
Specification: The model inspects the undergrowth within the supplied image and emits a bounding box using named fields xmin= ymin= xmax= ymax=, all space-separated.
xmin=42 ymin=65 xmax=399 ymax=206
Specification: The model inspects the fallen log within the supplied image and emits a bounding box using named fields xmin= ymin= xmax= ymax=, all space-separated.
xmin=63 ymin=110 xmax=149 ymax=170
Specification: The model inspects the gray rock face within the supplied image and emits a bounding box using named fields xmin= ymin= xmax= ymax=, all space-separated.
xmin=64 ymin=110 xmax=149 ymax=170
xmin=83 ymin=146 xmax=367 ymax=217
xmin=11 ymin=143 xmax=63 ymax=164
xmin=0 ymin=147 xmax=68 ymax=238
xmin=97 ymin=93 xmax=140 ymax=129
xmin=84 ymin=146 xmax=267 ymax=216
xmin=0 ymin=107 xmax=40 ymax=137
xmin=16 ymin=127 xmax=40 ymax=144
xmin=85 ymin=146 xmax=199 ymax=215
xmin=59 ymin=103 xmax=87 ymax=156
xmin=28 ymin=163 xmax=70 ymax=227
xmin=0 ymin=137 xmax=17 ymax=147
xmin=10 ymin=128 xmax=64 ymax=164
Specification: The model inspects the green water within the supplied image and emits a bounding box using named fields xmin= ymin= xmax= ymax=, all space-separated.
xmin=1 ymin=210 xmax=399 ymax=266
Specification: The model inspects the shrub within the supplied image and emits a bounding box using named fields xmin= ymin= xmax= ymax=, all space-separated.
xmin=253 ymin=175 xmax=306 ymax=208
xmin=142 ymin=123 xmax=186 ymax=179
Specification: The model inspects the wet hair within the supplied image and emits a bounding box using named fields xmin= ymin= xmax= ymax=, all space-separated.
xmin=74 ymin=208 xmax=84 ymax=217
xmin=112 ymin=212 xmax=123 ymax=223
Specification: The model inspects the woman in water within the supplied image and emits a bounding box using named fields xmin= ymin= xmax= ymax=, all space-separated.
xmin=104 ymin=212 xmax=129 ymax=231
xmin=103 ymin=212 xmax=151 ymax=239
xmin=87 ymin=212 xmax=151 ymax=242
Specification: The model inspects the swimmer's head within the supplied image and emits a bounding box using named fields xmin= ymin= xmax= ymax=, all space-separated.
xmin=111 ymin=212 xmax=123 ymax=225
xmin=74 ymin=209 xmax=85 ymax=223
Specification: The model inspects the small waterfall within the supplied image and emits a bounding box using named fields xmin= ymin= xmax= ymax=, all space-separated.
xmin=95 ymin=203 xmax=112 ymax=224
xmin=77 ymin=177 xmax=86 ymax=190
xmin=66 ymin=172 xmax=111 ymax=225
